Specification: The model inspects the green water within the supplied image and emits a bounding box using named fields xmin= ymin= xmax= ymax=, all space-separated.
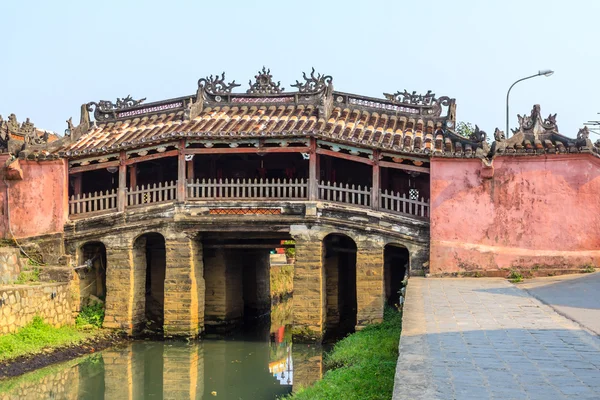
xmin=0 ymin=303 xmax=324 ymax=399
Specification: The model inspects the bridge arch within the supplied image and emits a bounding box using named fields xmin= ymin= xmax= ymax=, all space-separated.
xmin=133 ymin=232 xmax=167 ymax=332
xmin=383 ymin=243 xmax=410 ymax=307
xmin=323 ymin=233 xmax=357 ymax=337
xmin=77 ymin=241 xmax=107 ymax=309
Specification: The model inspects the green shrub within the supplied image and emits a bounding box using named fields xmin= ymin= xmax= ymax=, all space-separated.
xmin=14 ymin=267 xmax=40 ymax=284
xmin=583 ymin=264 xmax=596 ymax=273
xmin=283 ymin=240 xmax=296 ymax=259
xmin=508 ymin=270 xmax=523 ymax=283
xmin=76 ymin=303 xmax=105 ymax=328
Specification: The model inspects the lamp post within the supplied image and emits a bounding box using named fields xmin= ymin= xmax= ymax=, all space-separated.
xmin=506 ymin=70 xmax=554 ymax=137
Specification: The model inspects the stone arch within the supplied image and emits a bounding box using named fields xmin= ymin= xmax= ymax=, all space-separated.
xmin=384 ymin=243 xmax=410 ymax=306
xmin=322 ymin=233 xmax=357 ymax=337
xmin=77 ymin=241 xmax=107 ymax=309
xmin=133 ymin=232 xmax=167 ymax=332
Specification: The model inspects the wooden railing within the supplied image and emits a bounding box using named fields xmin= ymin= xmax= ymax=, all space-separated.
xmin=380 ymin=189 xmax=430 ymax=218
xmin=69 ymin=179 xmax=429 ymax=220
xmin=187 ymin=178 xmax=308 ymax=199
xmin=318 ymin=181 xmax=371 ymax=207
xmin=69 ymin=189 xmax=118 ymax=216
xmin=127 ymin=181 xmax=177 ymax=207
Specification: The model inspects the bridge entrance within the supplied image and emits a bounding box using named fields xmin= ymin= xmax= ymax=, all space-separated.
xmin=78 ymin=242 xmax=107 ymax=306
xmin=202 ymin=233 xmax=292 ymax=332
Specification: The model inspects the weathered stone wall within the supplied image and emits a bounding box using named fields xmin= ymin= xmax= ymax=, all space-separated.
xmin=0 ymin=247 xmax=21 ymax=284
xmin=0 ymin=363 xmax=79 ymax=400
xmin=204 ymin=248 xmax=244 ymax=326
xmin=241 ymin=250 xmax=271 ymax=317
xmin=430 ymin=154 xmax=600 ymax=273
xmin=0 ymin=282 xmax=73 ymax=334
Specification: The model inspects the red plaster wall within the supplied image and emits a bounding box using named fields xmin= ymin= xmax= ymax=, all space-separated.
xmin=0 ymin=159 xmax=67 ymax=239
xmin=430 ymin=154 xmax=600 ymax=273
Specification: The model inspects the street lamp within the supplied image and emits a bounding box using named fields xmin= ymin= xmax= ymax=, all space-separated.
xmin=506 ymin=70 xmax=554 ymax=137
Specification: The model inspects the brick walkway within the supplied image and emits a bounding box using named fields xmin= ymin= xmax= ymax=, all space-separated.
xmin=393 ymin=278 xmax=600 ymax=400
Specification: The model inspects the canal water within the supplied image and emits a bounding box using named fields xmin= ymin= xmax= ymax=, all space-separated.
xmin=0 ymin=301 xmax=326 ymax=400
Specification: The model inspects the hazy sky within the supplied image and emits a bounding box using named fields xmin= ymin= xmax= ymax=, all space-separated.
xmin=2 ymin=0 xmax=598 ymax=139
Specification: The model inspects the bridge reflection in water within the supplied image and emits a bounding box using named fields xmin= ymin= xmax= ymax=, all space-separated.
xmin=0 ymin=301 xmax=324 ymax=400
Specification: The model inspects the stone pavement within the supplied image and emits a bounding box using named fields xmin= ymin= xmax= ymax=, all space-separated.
xmin=393 ymin=278 xmax=600 ymax=400
xmin=519 ymin=272 xmax=600 ymax=336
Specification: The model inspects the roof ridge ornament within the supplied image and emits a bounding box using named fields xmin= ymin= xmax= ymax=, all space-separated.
xmin=514 ymin=104 xmax=558 ymax=136
xmin=383 ymin=90 xmax=437 ymax=106
xmin=198 ymin=72 xmax=241 ymax=94
xmin=87 ymin=95 xmax=147 ymax=121
xmin=291 ymin=68 xmax=333 ymax=93
xmin=247 ymin=67 xmax=284 ymax=94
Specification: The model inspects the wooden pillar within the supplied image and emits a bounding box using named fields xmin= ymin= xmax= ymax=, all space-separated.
xmin=128 ymin=164 xmax=137 ymax=190
xmin=177 ymin=140 xmax=186 ymax=201
xmin=72 ymin=173 xmax=82 ymax=196
xmin=371 ymin=150 xmax=380 ymax=210
xmin=308 ymin=138 xmax=318 ymax=200
xmin=117 ymin=151 xmax=127 ymax=212
xmin=186 ymin=156 xmax=194 ymax=182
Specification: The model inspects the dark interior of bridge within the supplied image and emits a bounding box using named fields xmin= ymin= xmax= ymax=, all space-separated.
xmin=384 ymin=245 xmax=409 ymax=307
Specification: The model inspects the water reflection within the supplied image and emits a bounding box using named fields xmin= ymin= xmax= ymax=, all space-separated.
xmin=0 ymin=300 xmax=324 ymax=399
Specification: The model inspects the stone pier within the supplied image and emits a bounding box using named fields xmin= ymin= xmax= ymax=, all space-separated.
xmin=291 ymin=226 xmax=325 ymax=342
xmin=103 ymin=235 xmax=145 ymax=333
xmin=204 ymin=248 xmax=244 ymax=329
xmin=163 ymin=233 xmax=203 ymax=337
xmin=356 ymin=238 xmax=385 ymax=328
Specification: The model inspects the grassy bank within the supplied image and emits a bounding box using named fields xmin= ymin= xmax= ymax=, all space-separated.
xmin=290 ymin=307 xmax=402 ymax=400
xmin=0 ymin=304 xmax=106 ymax=363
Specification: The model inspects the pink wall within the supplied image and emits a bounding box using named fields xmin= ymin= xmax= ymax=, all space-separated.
xmin=430 ymin=154 xmax=600 ymax=273
xmin=0 ymin=158 xmax=67 ymax=239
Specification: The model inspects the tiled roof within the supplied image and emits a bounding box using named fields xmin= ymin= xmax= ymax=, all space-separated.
xmin=50 ymin=68 xmax=490 ymax=159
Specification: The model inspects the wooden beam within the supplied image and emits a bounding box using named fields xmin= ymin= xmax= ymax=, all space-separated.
xmin=184 ymin=146 xmax=311 ymax=155
xmin=117 ymin=151 xmax=126 ymax=212
xmin=177 ymin=139 xmax=186 ymax=201
xmin=308 ymin=138 xmax=317 ymax=200
xmin=69 ymin=160 xmax=119 ymax=174
xmin=316 ymin=148 xmax=374 ymax=166
xmin=124 ymin=149 xmax=179 ymax=166
xmin=371 ymin=150 xmax=380 ymax=210
xmin=379 ymin=160 xmax=430 ymax=174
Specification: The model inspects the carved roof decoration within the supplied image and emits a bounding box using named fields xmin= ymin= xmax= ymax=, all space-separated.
xmin=0 ymin=114 xmax=56 ymax=155
xmin=290 ymin=68 xmax=332 ymax=93
xmin=198 ymin=73 xmax=241 ymax=95
xmin=87 ymin=95 xmax=147 ymax=122
xmin=247 ymin=67 xmax=284 ymax=94
xmin=491 ymin=105 xmax=597 ymax=157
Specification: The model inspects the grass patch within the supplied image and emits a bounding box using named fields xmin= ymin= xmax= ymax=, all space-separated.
xmin=13 ymin=266 xmax=40 ymax=285
xmin=0 ymin=316 xmax=100 ymax=362
xmin=289 ymin=306 xmax=402 ymax=400
xmin=508 ymin=270 xmax=524 ymax=283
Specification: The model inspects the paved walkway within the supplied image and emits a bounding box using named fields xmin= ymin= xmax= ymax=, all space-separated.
xmin=393 ymin=278 xmax=600 ymax=400
xmin=519 ymin=272 xmax=600 ymax=335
